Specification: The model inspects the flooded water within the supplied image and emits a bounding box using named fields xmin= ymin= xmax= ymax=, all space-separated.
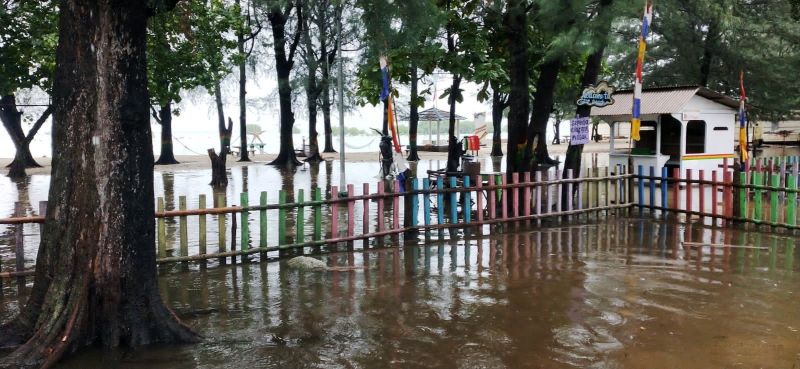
xmin=2 ymin=217 xmax=798 ymax=368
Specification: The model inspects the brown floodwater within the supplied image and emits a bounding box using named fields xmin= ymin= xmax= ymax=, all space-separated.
xmin=2 ymin=217 xmax=798 ymax=369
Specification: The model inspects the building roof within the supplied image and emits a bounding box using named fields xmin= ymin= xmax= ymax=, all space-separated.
xmin=401 ymin=107 xmax=467 ymax=122
xmin=591 ymin=86 xmax=740 ymax=117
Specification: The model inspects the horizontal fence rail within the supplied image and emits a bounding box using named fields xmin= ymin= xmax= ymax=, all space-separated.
xmin=1 ymin=167 xmax=635 ymax=278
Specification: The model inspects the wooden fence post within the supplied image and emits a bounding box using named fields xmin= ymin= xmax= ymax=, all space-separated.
xmin=216 ymin=193 xmax=227 ymax=261
xmin=240 ymin=192 xmax=249 ymax=252
xmin=179 ymin=196 xmax=188 ymax=259
xmin=297 ymin=189 xmax=305 ymax=244
xmin=260 ymin=192 xmax=268 ymax=249
xmin=199 ymin=194 xmax=207 ymax=256
xmin=157 ymin=197 xmax=166 ymax=258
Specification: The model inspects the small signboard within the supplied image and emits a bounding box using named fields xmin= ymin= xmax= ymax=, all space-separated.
xmin=576 ymin=81 xmax=616 ymax=107
xmin=569 ymin=117 xmax=591 ymax=145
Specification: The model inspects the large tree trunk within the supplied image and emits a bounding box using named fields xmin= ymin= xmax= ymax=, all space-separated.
xmin=490 ymin=86 xmax=505 ymax=157
xmin=237 ymin=12 xmax=251 ymax=163
xmin=305 ymin=89 xmax=322 ymax=162
xmin=321 ymin=59 xmax=336 ymax=153
xmin=562 ymin=0 xmax=614 ymax=205
xmin=267 ymin=5 xmax=301 ymax=168
xmin=407 ymin=66 xmax=420 ymax=161
xmin=1 ymin=95 xmax=51 ymax=178
xmin=154 ymin=103 xmax=179 ymax=165
xmin=698 ymin=20 xmax=718 ymax=88
xmin=504 ymin=0 xmax=529 ymax=174
xmin=0 ymin=2 xmax=198 ymax=367
xmin=210 ymin=84 xmax=232 ymax=188
xmin=525 ymin=59 xmax=562 ymax=169
xmin=445 ymin=75 xmax=463 ymax=173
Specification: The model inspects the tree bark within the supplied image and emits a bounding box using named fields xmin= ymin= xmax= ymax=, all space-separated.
xmin=504 ymin=0 xmax=529 ymax=174
xmin=302 ymin=2 xmax=322 ymax=163
xmin=211 ymin=85 xmax=232 ymax=188
xmin=321 ymin=53 xmax=336 ymax=153
xmin=267 ymin=3 xmax=302 ymax=167
xmin=1 ymin=95 xmax=52 ymax=178
xmin=154 ymin=103 xmax=179 ymax=165
xmin=562 ymin=0 xmax=614 ymax=205
xmin=698 ymin=20 xmax=718 ymax=88
xmin=0 ymin=2 xmax=198 ymax=367
xmin=407 ymin=66 xmax=420 ymax=161
xmin=445 ymin=75 xmax=463 ymax=173
xmin=237 ymin=2 xmax=251 ymax=162
xmin=490 ymin=86 xmax=506 ymax=157
xmin=525 ymin=58 xmax=561 ymax=169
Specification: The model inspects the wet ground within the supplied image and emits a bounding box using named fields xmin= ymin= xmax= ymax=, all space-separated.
xmin=2 ymin=217 xmax=798 ymax=369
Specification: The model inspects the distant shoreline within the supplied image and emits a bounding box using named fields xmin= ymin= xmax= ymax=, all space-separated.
xmin=0 ymin=140 xmax=619 ymax=176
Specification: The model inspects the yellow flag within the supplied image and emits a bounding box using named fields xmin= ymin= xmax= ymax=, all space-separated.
xmin=739 ymin=127 xmax=748 ymax=162
xmin=631 ymin=118 xmax=641 ymax=141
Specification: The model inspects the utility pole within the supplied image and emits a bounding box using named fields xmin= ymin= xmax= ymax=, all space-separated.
xmin=337 ymin=5 xmax=346 ymax=193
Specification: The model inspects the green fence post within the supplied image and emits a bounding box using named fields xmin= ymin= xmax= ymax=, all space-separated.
xmin=770 ymin=173 xmax=779 ymax=225
xmin=278 ymin=190 xmax=287 ymax=246
xmin=296 ymin=189 xmax=305 ymax=245
xmin=754 ymin=172 xmax=763 ymax=223
xmin=739 ymin=172 xmax=747 ymax=221
xmin=259 ymin=191 xmax=267 ymax=249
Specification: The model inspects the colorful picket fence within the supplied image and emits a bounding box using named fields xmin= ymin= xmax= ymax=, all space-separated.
xmin=1 ymin=167 xmax=634 ymax=277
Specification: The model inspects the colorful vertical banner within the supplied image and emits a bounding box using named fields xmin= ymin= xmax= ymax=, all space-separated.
xmin=739 ymin=71 xmax=749 ymax=162
xmin=631 ymin=1 xmax=653 ymax=142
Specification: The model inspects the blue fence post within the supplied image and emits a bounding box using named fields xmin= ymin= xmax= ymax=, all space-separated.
xmin=411 ymin=178 xmax=419 ymax=227
xmin=649 ymin=166 xmax=656 ymax=211
xmin=436 ymin=177 xmax=444 ymax=225
xmin=661 ymin=166 xmax=668 ymax=215
xmin=449 ymin=176 xmax=458 ymax=224
xmin=464 ymin=176 xmax=472 ymax=224
xmin=638 ymin=165 xmax=644 ymax=214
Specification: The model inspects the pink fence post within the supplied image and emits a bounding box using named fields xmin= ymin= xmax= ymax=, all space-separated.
xmin=699 ymin=170 xmax=705 ymax=219
xmin=535 ymin=171 xmax=542 ymax=226
xmin=377 ymin=182 xmax=385 ymax=232
xmin=488 ymin=175 xmax=496 ymax=220
xmin=363 ymin=183 xmax=370 ymax=235
xmin=501 ymin=174 xmax=509 ymax=220
xmin=331 ymin=186 xmax=339 ymax=239
xmin=712 ymin=171 xmax=718 ymax=220
xmin=673 ymin=168 xmax=681 ymax=211
xmin=724 ymin=171 xmax=733 ymax=220
xmin=347 ymin=184 xmax=355 ymax=238
xmin=686 ymin=169 xmax=693 ymax=215
xmin=523 ymin=172 xmax=531 ymax=217
xmin=511 ymin=172 xmax=519 ymax=218
xmin=393 ymin=180 xmax=400 ymax=230
xmin=555 ymin=170 xmax=563 ymax=214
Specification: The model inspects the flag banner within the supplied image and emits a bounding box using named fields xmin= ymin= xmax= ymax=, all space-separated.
xmin=631 ymin=1 xmax=653 ymax=142
xmin=379 ymin=56 xmax=389 ymax=101
xmin=387 ymin=95 xmax=401 ymax=153
xmin=739 ymin=71 xmax=749 ymax=162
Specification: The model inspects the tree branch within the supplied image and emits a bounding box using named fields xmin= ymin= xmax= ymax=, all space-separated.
xmin=23 ymin=106 xmax=52 ymax=145
xmin=151 ymin=106 xmax=162 ymax=124
xmin=287 ymin=0 xmax=304 ymax=63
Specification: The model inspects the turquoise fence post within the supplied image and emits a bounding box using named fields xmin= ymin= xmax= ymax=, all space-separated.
xmin=423 ymin=178 xmax=431 ymax=227
xmin=449 ymin=176 xmax=458 ymax=223
xmin=464 ymin=176 xmax=472 ymax=224
xmin=411 ymin=178 xmax=419 ymax=227
xmin=437 ymin=177 xmax=444 ymax=225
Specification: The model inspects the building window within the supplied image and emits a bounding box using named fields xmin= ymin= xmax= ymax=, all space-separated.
xmin=686 ymin=120 xmax=706 ymax=154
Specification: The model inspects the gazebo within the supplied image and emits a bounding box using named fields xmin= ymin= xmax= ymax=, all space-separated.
xmin=403 ymin=107 xmax=467 ymax=147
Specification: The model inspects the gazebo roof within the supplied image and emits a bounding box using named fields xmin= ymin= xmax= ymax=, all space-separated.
xmin=591 ymin=86 xmax=739 ymax=118
xmin=401 ymin=107 xmax=467 ymax=122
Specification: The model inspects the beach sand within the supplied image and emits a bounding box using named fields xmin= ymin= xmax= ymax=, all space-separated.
xmin=0 ymin=140 xmax=618 ymax=176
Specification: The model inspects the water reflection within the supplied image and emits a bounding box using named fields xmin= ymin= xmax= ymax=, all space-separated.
xmin=3 ymin=218 xmax=786 ymax=369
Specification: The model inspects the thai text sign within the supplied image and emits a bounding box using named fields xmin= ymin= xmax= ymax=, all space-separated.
xmin=576 ymin=81 xmax=615 ymax=107
xmin=570 ymin=117 xmax=590 ymax=145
